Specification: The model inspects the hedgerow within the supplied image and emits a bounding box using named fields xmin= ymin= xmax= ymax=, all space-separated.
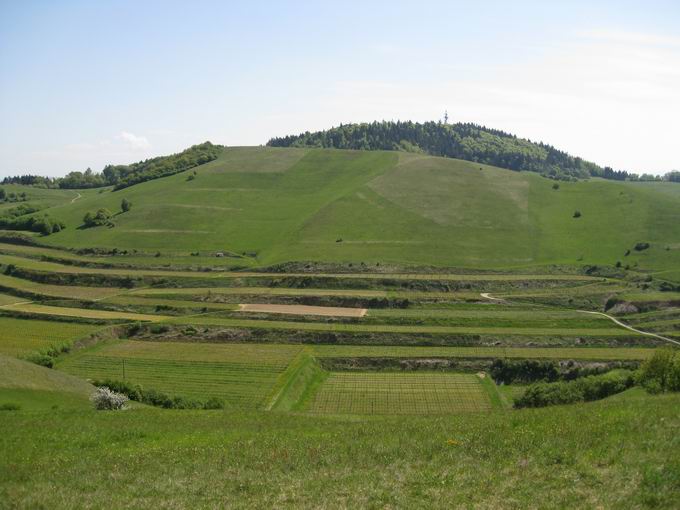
xmin=514 ymin=370 xmax=635 ymax=408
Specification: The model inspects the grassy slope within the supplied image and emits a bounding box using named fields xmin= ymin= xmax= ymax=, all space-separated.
xmin=10 ymin=146 xmax=674 ymax=277
xmin=0 ymin=394 xmax=678 ymax=508
xmin=0 ymin=354 xmax=93 ymax=394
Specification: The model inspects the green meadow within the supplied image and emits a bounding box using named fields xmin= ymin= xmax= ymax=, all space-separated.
xmin=1 ymin=146 xmax=679 ymax=508
xmin=9 ymin=146 xmax=676 ymax=277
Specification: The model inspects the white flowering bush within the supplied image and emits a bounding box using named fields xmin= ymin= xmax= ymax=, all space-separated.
xmin=91 ymin=387 xmax=128 ymax=410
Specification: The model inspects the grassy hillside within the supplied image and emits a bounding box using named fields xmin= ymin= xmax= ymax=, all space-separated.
xmin=6 ymin=146 xmax=680 ymax=276
xmin=0 ymin=354 xmax=94 ymax=411
xmin=0 ymin=393 xmax=678 ymax=507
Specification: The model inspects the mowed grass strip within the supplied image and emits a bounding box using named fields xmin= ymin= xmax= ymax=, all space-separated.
xmin=0 ymin=302 xmax=165 ymax=322
xmin=0 ymin=316 xmax=101 ymax=357
xmin=238 ymin=303 xmax=367 ymax=317
xmin=57 ymin=341 xmax=303 ymax=407
xmin=0 ymin=273 xmax=122 ymax=300
xmin=311 ymin=345 xmax=655 ymax=360
xmin=308 ymin=372 xmax=492 ymax=415
xmin=168 ymin=315 xmax=634 ymax=336
xmin=102 ymin=295 xmax=240 ymax=310
xmin=0 ymin=292 xmax=24 ymax=306
xmin=83 ymin=340 xmax=303 ymax=364
xmin=0 ymin=252 xmax=600 ymax=282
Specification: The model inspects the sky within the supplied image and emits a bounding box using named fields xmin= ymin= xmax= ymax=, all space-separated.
xmin=1 ymin=0 xmax=679 ymax=177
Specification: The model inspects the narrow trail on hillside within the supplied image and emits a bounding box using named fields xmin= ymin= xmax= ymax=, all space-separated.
xmin=71 ymin=192 xmax=82 ymax=203
xmin=479 ymin=293 xmax=680 ymax=347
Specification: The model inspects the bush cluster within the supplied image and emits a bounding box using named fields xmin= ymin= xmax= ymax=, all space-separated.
xmin=0 ymin=212 xmax=65 ymax=235
xmin=91 ymin=387 xmax=128 ymax=410
xmin=514 ymin=370 xmax=635 ymax=408
xmin=92 ymin=379 xmax=225 ymax=410
xmin=637 ymin=348 xmax=680 ymax=393
xmin=491 ymin=359 xmax=560 ymax=384
xmin=82 ymin=208 xmax=113 ymax=228
xmin=0 ymin=188 xmax=27 ymax=202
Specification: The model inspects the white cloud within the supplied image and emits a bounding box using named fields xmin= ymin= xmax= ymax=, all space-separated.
xmin=579 ymin=29 xmax=680 ymax=48
xmin=117 ymin=131 xmax=151 ymax=150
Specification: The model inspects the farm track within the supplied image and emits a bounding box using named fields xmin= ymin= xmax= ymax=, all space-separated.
xmin=481 ymin=292 xmax=680 ymax=347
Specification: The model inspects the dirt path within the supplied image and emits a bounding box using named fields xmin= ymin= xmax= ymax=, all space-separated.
xmin=238 ymin=303 xmax=367 ymax=317
xmin=578 ymin=310 xmax=680 ymax=346
xmin=479 ymin=293 xmax=680 ymax=346
xmin=71 ymin=192 xmax=82 ymax=203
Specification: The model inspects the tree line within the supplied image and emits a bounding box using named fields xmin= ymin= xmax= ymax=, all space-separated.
xmin=267 ymin=121 xmax=679 ymax=182
xmin=1 ymin=142 xmax=223 ymax=190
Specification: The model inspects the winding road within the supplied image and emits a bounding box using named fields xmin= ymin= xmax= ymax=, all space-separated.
xmin=480 ymin=293 xmax=680 ymax=346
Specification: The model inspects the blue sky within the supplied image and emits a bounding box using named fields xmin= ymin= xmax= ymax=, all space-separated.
xmin=1 ymin=0 xmax=679 ymax=177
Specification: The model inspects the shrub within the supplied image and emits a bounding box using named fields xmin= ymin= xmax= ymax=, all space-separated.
xmin=150 ymin=324 xmax=169 ymax=335
xmin=0 ymin=403 xmax=21 ymax=411
xmin=121 ymin=198 xmax=132 ymax=213
xmin=91 ymin=387 xmax=128 ymax=410
xmin=634 ymin=242 xmax=650 ymax=251
xmin=637 ymin=348 xmax=680 ymax=393
xmin=514 ymin=370 xmax=635 ymax=408
xmin=573 ymin=210 xmax=581 ymax=218
xmin=491 ymin=359 xmax=559 ymax=384
xmin=92 ymin=379 xmax=225 ymax=410
xmin=93 ymin=379 xmax=143 ymax=402
xmin=83 ymin=208 xmax=113 ymax=228
xmin=203 ymin=397 xmax=226 ymax=410
xmin=24 ymin=353 xmax=54 ymax=368
xmin=552 ymin=183 xmax=560 ymax=190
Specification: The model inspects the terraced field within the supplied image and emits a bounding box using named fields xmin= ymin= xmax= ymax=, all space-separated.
xmin=168 ymin=315 xmax=635 ymax=337
xmin=1 ymin=302 xmax=164 ymax=322
xmin=308 ymin=372 xmax=493 ymax=415
xmin=311 ymin=345 xmax=656 ymax=360
xmin=0 ymin=316 xmax=101 ymax=357
xmin=58 ymin=341 xmax=303 ymax=407
xmin=0 ymin=273 xmax=122 ymax=300
xmin=0 ymin=245 xmax=674 ymax=416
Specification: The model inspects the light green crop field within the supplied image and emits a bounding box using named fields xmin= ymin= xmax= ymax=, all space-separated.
xmin=1 ymin=302 xmax=165 ymax=322
xmin=168 ymin=314 xmax=634 ymax=336
xmin=0 ymin=316 xmax=101 ymax=357
xmin=311 ymin=345 xmax=655 ymax=360
xmin=57 ymin=341 xmax=303 ymax=407
xmin=0 ymin=147 xmax=671 ymax=277
xmin=0 ymin=292 xmax=23 ymax=305
xmin=129 ymin=286 xmax=489 ymax=302
xmin=308 ymin=372 xmax=493 ymax=415
xmin=0 ymin=273 xmax=123 ymax=300
xmin=102 ymin=295 xmax=240 ymax=310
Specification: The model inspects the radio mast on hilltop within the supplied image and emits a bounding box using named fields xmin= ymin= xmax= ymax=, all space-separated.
xmin=443 ymin=110 xmax=449 ymax=124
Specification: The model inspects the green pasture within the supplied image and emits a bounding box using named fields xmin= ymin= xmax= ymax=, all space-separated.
xmin=0 ymin=147 xmax=671 ymax=275
xmin=0 ymin=316 xmax=101 ymax=357
xmin=57 ymin=341 xmax=303 ymax=407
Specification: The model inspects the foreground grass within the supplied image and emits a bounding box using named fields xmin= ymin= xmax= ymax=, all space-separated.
xmin=0 ymin=394 xmax=678 ymax=508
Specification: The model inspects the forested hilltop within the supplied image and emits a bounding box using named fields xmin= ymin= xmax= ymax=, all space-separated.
xmin=268 ymin=121 xmax=680 ymax=182
xmin=2 ymin=142 xmax=222 ymax=190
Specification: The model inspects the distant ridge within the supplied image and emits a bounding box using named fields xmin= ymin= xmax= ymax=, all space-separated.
xmin=268 ymin=120 xmax=678 ymax=182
